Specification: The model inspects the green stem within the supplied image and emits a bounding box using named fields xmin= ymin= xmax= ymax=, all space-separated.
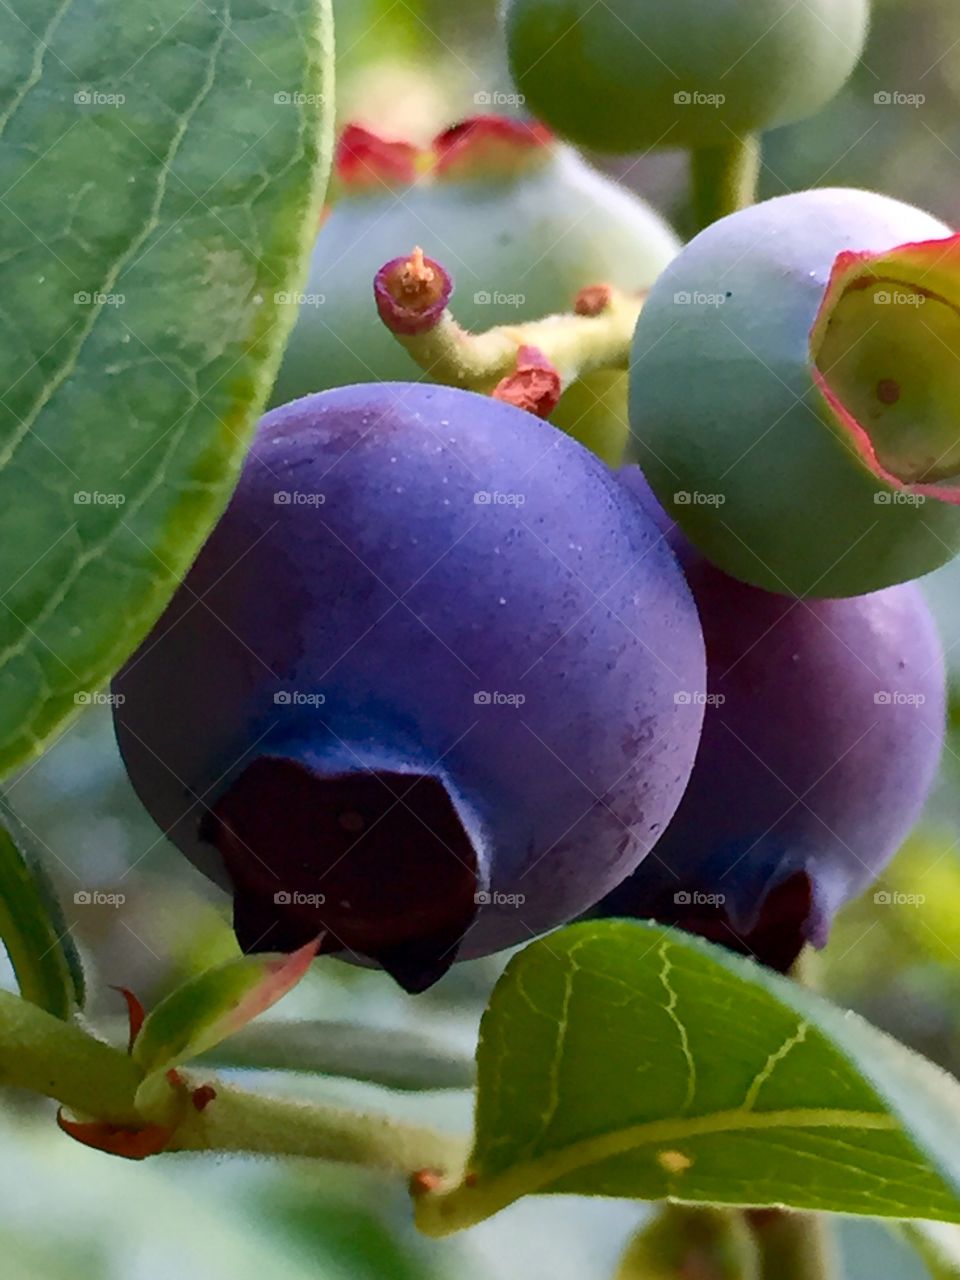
xmin=394 ymin=294 xmax=643 ymax=393
xmin=690 ymin=134 xmax=761 ymax=233
xmin=414 ymin=1105 xmax=895 ymax=1237
xmin=169 ymin=1083 xmax=468 ymax=1174
xmin=0 ymin=990 xmax=142 ymax=1125
xmin=0 ymin=990 xmax=469 ymax=1176
xmin=747 ymin=1210 xmax=838 ymax=1280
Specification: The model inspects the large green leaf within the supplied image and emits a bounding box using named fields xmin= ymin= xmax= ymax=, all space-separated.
xmin=415 ymin=921 xmax=960 ymax=1235
xmin=0 ymin=799 xmax=83 ymax=1018
xmin=0 ymin=0 xmax=332 ymax=774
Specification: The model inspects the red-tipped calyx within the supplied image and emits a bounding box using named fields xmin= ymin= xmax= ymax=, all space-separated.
xmin=374 ymin=247 xmax=453 ymax=336
xmin=110 ymin=985 xmax=147 ymax=1053
xmin=810 ymin=233 xmax=960 ymax=502
xmin=57 ymin=1112 xmax=174 ymax=1160
xmin=335 ymin=123 xmax=421 ymax=191
xmin=492 ymin=346 xmax=562 ymax=418
xmin=433 ymin=116 xmax=553 ymax=180
xmin=574 ymin=284 xmax=615 ymax=317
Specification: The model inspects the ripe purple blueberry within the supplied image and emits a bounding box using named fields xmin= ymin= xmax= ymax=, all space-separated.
xmin=593 ymin=469 xmax=946 ymax=970
xmin=113 ymin=385 xmax=705 ymax=991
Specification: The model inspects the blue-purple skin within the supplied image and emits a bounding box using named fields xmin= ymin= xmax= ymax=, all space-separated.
xmin=112 ymin=385 xmax=705 ymax=991
xmin=594 ymin=468 xmax=947 ymax=970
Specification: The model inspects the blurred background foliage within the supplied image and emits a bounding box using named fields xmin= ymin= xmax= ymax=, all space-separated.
xmin=4 ymin=0 xmax=960 ymax=1275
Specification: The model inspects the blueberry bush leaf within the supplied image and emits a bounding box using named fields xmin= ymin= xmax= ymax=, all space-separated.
xmin=415 ymin=920 xmax=960 ymax=1235
xmin=0 ymin=799 xmax=83 ymax=1018
xmin=132 ymin=938 xmax=318 ymax=1080
xmin=0 ymin=0 xmax=333 ymax=775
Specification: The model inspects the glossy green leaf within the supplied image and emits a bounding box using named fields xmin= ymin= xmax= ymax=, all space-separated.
xmin=132 ymin=939 xmax=318 ymax=1078
xmin=0 ymin=0 xmax=333 ymax=775
xmin=416 ymin=921 xmax=960 ymax=1235
xmin=0 ymin=800 xmax=83 ymax=1018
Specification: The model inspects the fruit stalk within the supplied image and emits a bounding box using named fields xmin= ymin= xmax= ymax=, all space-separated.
xmin=690 ymin=134 xmax=761 ymax=231
xmin=0 ymin=990 xmax=469 ymax=1173
xmin=747 ymin=1210 xmax=838 ymax=1280
xmin=374 ymin=250 xmax=643 ymax=416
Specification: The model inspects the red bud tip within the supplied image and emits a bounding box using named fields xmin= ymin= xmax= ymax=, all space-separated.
xmin=409 ymin=1168 xmax=444 ymax=1195
xmin=192 ymin=1084 xmax=218 ymax=1112
xmin=492 ymin=346 xmax=562 ymax=419
xmin=433 ymin=116 xmax=553 ymax=180
xmin=110 ymin=985 xmax=147 ymax=1053
xmin=57 ymin=1110 xmax=173 ymax=1160
xmin=374 ymin=248 xmax=453 ymax=336
xmin=335 ymin=124 xmax=420 ymax=190
xmin=574 ymin=284 xmax=614 ymax=317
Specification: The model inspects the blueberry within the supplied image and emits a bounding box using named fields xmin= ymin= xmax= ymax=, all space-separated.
xmin=628 ymin=188 xmax=960 ymax=596
xmin=592 ymin=468 xmax=946 ymax=971
xmin=503 ymin=0 xmax=868 ymax=153
xmin=113 ymin=385 xmax=705 ymax=991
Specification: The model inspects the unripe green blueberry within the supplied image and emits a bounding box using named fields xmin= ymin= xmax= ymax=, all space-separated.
xmin=503 ymin=0 xmax=869 ymax=153
xmin=271 ymin=117 xmax=680 ymax=464
xmin=628 ymin=188 xmax=960 ymax=598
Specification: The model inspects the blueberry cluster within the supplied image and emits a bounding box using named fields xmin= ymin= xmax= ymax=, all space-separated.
xmin=114 ymin=94 xmax=951 ymax=987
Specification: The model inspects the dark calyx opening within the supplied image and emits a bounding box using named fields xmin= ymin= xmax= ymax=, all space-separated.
xmin=201 ymin=757 xmax=480 ymax=993
xmin=600 ymin=870 xmax=816 ymax=974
